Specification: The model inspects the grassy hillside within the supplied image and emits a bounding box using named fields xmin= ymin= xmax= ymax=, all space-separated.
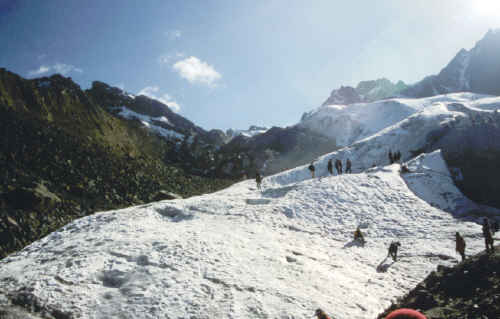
xmin=0 ymin=69 xmax=234 ymax=258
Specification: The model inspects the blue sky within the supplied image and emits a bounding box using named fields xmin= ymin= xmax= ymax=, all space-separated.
xmin=2 ymin=0 xmax=500 ymax=131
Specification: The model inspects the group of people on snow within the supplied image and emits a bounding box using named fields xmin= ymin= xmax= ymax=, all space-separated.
xmin=455 ymin=217 xmax=497 ymax=261
xmin=326 ymin=158 xmax=352 ymax=175
xmin=388 ymin=150 xmax=402 ymax=164
xmin=352 ymin=217 xmax=496 ymax=265
xmin=308 ymin=158 xmax=352 ymax=179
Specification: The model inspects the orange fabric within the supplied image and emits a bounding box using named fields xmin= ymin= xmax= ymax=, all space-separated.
xmin=386 ymin=308 xmax=426 ymax=319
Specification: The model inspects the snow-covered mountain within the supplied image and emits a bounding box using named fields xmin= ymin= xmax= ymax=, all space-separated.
xmin=87 ymin=81 xmax=226 ymax=147
xmin=300 ymin=92 xmax=492 ymax=147
xmin=402 ymin=29 xmax=500 ymax=98
xmin=321 ymin=30 xmax=500 ymax=107
xmin=1 ymin=93 xmax=500 ymax=318
xmin=226 ymin=126 xmax=269 ymax=141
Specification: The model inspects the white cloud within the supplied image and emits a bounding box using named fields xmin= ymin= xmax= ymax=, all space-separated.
xmin=28 ymin=63 xmax=83 ymax=77
xmin=172 ymin=56 xmax=221 ymax=86
xmin=138 ymin=86 xmax=181 ymax=113
xmin=165 ymin=29 xmax=182 ymax=40
xmin=53 ymin=63 xmax=83 ymax=75
xmin=28 ymin=65 xmax=50 ymax=76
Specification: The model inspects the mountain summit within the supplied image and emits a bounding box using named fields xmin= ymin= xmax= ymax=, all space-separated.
xmin=322 ymin=78 xmax=408 ymax=105
xmin=402 ymin=29 xmax=500 ymax=98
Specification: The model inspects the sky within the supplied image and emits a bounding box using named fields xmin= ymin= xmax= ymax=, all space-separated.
xmin=1 ymin=0 xmax=500 ymax=131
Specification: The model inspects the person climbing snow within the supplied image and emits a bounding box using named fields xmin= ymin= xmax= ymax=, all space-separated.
xmin=255 ymin=171 xmax=262 ymax=190
xmin=335 ymin=159 xmax=342 ymax=175
xmin=388 ymin=241 xmax=401 ymax=262
xmin=388 ymin=150 xmax=394 ymax=164
xmin=314 ymin=308 xmax=332 ymax=319
xmin=354 ymin=226 xmax=365 ymax=244
xmin=482 ymin=218 xmax=494 ymax=253
xmin=308 ymin=162 xmax=316 ymax=178
xmin=455 ymin=231 xmax=466 ymax=262
xmin=395 ymin=151 xmax=401 ymax=162
xmin=345 ymin=158 xmax=352 ymax=174
xmin=327 ymin=159 xmax=333 ymax=175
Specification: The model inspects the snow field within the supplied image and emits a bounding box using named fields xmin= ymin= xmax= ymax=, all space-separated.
xmin=0 ymin=151 xmax=487 ymax=318
xmin=1 ymin=92 xmax=500 ymax=318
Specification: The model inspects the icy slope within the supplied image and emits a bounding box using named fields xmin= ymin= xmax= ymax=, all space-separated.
xmin=0 ymin=151 xmax=489 ymax=318
xmin=299 ymin=92 xmax=492 ymax=147
xmin=277 ymin=93 xmax=500 ymax=187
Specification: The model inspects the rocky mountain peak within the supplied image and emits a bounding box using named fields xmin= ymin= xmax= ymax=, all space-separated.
xmin=322 ymin=79 xmax=408 ymax=106
xmin=402 ymin=29 xmax=500 ymax=98
xmin=322 ymin=85 xmax=362 ymax=105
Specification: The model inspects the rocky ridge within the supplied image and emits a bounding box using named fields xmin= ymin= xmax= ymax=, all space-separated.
xmin=322 ymin=78 xmax=408 ymax=105
xmin=378 ymin=245 xmax=500 ymax=319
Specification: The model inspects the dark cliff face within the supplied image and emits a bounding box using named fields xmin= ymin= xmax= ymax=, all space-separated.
xmin=403 ymin=29 xmax=500 ymax=98
xmin=322 ymin=85 xmax=363 ymax=105
xmin=468 ymin=30 xmax=500 ymax=95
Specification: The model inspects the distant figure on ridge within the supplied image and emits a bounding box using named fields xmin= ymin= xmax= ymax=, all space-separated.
xmin=345 ymin=158 xmax=352 ymax=174
xmin=314 ymin=308 xmax=331 ymax=319
xmin=388 ymin=150 xmax=394 ymax=164
xmin=308 ymin=162 xmax=315 ymax=178
xmin=335 ymin=159 xmax=342 ymax=175
xmin=482 ymin=218 xmax=494 ymax=253
xmin=394 ymin=150 xmax=401 ymax=162
xmin=455 ymin=232 xmax=466 ymax=261
xmin=388 ymin=241 xmax=401 ymax=262
xmin=327 ymin=159 xmax=333 ymax=175
xmin=255 ymin=172 xmax=262 ymax=190
xmin=354 ymin=226 xmax=365 ymax=245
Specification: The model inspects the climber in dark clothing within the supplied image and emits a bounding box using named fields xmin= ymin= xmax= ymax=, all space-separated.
xmin=314 ymin=308 xmax=331 ymax=319
xmin=388 ymin=241 xmax=401 ymax=262
xmin=327 ymin=159 xmax=333 ymax=175
xmin=389 ymin=150 xmax=394 ymax=164
xmin=345 ymin=158 xmax=352 ymax=174
xmin=455 ymin=232 xmax=466 ymax=261
xmin=255 ymin=172 xmax=262 ymax=190
xmin=308 ymin=162 xmax=316 ymax=178
xmin=395 ymin=151 xmax=401 ymax=162
xmin=354 ymin=226 xmax=365 ymax=244
xmin=335 ymin=159 xmax=342 ymax=175
xmin=482 ymin=218 xmax=494 ymax=253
